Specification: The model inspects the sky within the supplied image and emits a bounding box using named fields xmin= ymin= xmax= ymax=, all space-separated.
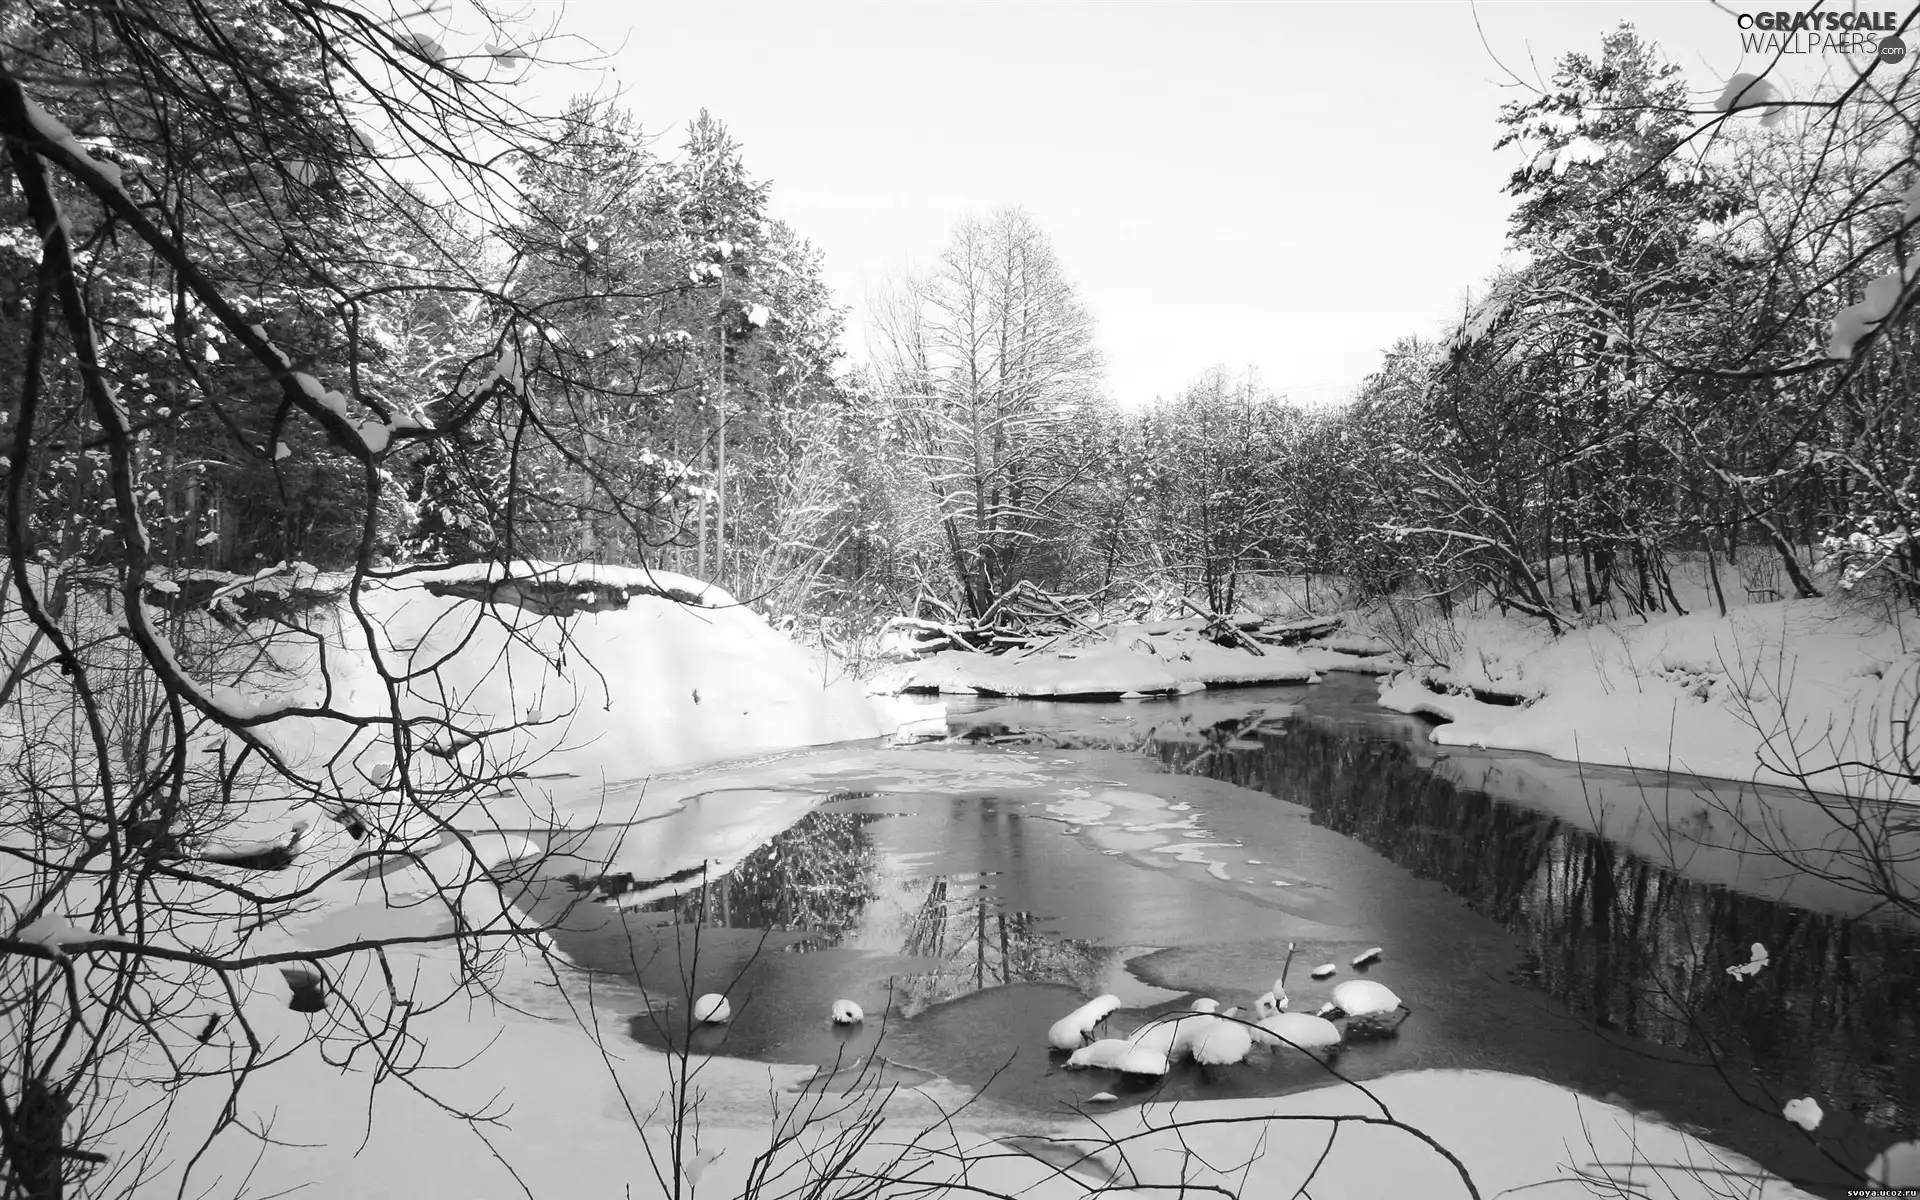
xmin=494 ymin=1 xmax=1891 ymax=407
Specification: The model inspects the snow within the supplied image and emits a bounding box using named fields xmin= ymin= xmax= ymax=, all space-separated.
xmin=289 ymin=370 xmax=405 ymax=452
xmin=1551 ymin=135 xmax=1607 ymax=174
xmin=1727 ymin=941 xmax=1770 ymax=980
xmin=291 ymin=370 xmax=352 ymax=422
xmin=22 ymin=92 xmax=129 ymax=198
xmin=1870 ymin=1139 xmax=1920 ymax=1186
xmin=467 ymin=343 xmax=523 ymax=398
xmin=1048 ymin=993 xmax=1122 ymax=1049
xmin=12 ymin=560 xmax=1888 ymax=1198
xmin=11 ymin=553 xmax=909 ymax=1193
xmin=14 ymin=916 xmax=106 ymax=955
xmin=1374 ymin=595 xmax=1919 ymax=802
xmin=232 ymin=564 xmax=885 ymax=823
xmin=1330 ymin=978 xmax=1400 ymax=1018
xmin=1782 ymin=1096 xmax=1823 ymax=1131
xmin=19 ymin=584 xmax=1825 ymax=1200
xmin=871 ymin=621 xmax=1330 ymax=699
xmin=111 ymin=990 xmax=1822 ymax=1200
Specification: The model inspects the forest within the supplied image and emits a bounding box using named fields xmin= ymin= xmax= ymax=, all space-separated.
xmin=4 ymin=19 xmax=1914 ymax=642
xmin=3 ymin=1 xmax=1919 ymax=1198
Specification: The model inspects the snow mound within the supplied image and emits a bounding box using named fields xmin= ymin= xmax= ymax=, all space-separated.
xmin=242 ymin=564 xmax=883 ymax=818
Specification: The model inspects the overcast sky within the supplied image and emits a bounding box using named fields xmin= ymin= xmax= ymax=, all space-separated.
xmin=512 ymin=2 xmax=1868 ymax=406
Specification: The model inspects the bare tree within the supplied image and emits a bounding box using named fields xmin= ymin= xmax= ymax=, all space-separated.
xmin=872 ymin=209 xmax=1105 ymax=619
xmin=0 ymin=3 xmax=682 ymax=1194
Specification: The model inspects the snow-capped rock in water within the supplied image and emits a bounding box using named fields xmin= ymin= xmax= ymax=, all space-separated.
xmin=692 ymin=994 xmax=731 ymax=1024
xmin=1331 ymin=980 xmax=1401 ymax=1016
xmin=1066 ymin=1038 xmax=1170 ymax=1076
xmin=1125 ymin=1017 xmax=1182 ymax=1062
xmin=1781 ymin=1097 xmax=1823 ymax=1131
xmin=1187 ymin=1016 xmax=1253 ymax=1066
xmin=1254 ymin=1012 xmax=1343 ymax=1051
xmin=830 ymin=999 xmax=864 ymax=1025
xmin=1048 ymin=994 xmax=1122 ymax=1050
xmin=1330 ymin=980 xmax=1406 ymax=1036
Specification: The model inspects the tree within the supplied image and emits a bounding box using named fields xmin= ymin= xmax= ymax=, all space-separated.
xmin=0 ymin=2 xmax=635 ymax=1191
xmin=491 ymin=100 xmax=850 ymax=590
xmin=1486 ymin=24 xmax=1735 ymax=616
xmin=873 ymin=208 xmax=1106 ymax=617
xmin=1134 ymin=368 xmax=1299 ymax=613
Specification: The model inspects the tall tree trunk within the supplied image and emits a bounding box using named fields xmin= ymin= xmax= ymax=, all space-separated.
xmin=714 ymin=270 xmax=727 ymax=588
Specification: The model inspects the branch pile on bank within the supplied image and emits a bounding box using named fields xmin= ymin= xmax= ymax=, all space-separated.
xmin=871 ymin=589 xmax=1398 ymax=700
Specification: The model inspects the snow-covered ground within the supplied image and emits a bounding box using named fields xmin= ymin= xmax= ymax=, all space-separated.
xmin=97 ymin=734 xmax=1836 ymax=1200
xmin=127 ymin=1011 xmax=1836 ymax=1200
xmin=5 ymin=562 xmax=890 ymax=1195
xmin=868 ymin=571 xmax=1917 ymax=804
xmin=1372 ymin=594 xmax=1918 ymax=802
xmin=105 ymin=886 xmax=1829 ymax=1200
xmin=17 ymin=562 xmax=1912 ymax=1197
xmin=270 ymin=563 xmax=886 ymax=820
xmin=870 ymin=618 xmax=1392 ymax=699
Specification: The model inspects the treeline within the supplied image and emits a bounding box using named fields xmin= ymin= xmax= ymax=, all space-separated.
xmin=0 ymin=4 xmax=851 ymax=612
xmin=1334 ymin=27 xmax=1920 ymax=625
xmin=6 ymin=10 xmax=1914 ymax=638
xmin=832 ymin=26 xmax=1920 ymax=626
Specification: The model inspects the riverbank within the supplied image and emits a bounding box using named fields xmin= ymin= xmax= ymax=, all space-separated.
xmin=102 ymin=718 xmax=1843 ymax=1200
xmin=862 ymin=578 xmax=1917 ymax=805
xmin=1369 ymin=593 xmax=1917 ymax=803
xmin=60 ymin=571 xmax=1915 ymax=1198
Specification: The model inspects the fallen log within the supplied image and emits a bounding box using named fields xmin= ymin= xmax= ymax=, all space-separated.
xmin=1179 ymin=597 xmax=1266 ymax=656
xmin=1247 ymin=614 xmax=1345 ymax=646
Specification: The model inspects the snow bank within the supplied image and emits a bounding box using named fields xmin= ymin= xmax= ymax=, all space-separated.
xmin=1377 ymin=597 xmax=1918 ymax=801
xmin=237 ymin=564 xmax=884 ymax=819
xmin=970 ymin=1069 xmax=1820 ymax=1200
xmin=871 ymin=621 xmax=1329 ymax=699
xmin=114 ymin=957 xmax=1822 ymax=1200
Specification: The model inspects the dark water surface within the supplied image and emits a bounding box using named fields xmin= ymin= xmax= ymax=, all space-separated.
xmin=511 ymin=675 xmax=1919 ymax=1196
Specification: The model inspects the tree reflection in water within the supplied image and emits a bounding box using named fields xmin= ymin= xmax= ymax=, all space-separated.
xmin=600 ymin=801 xmax=1106 ymax=1017
xmin=889 ymin=874 xmax=1104 ymax=1016
xmin=1148 ymin=713 xmax=1920 ymax=1138
xmin=640 ymin=809 xmax=884 ymax=943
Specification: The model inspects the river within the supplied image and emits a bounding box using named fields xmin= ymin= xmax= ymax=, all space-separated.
xmin=507 ymin=673 xmax=1919 ymax=1197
